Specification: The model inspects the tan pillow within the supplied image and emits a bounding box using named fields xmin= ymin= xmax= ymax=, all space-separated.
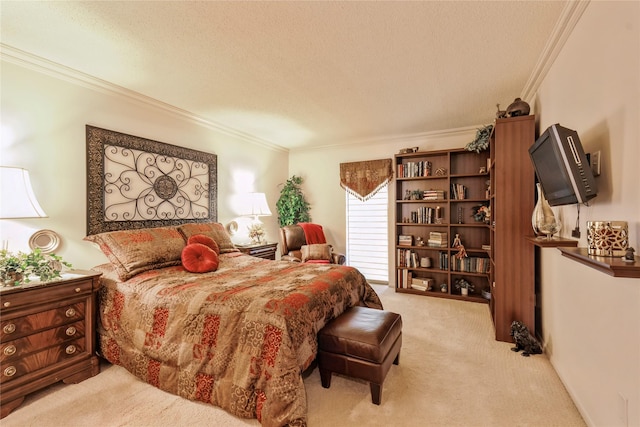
xmin=84 ymin=226 xmax=185 ymax=281
xmin=178 ymin=222 xmax=239 ymax=254
xmin=301 ymin=244 xmax=332 ymax=262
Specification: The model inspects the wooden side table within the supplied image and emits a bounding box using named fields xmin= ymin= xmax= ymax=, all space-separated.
xmin=236 ymin=242 xmax=278 ymax=260
xmin=0 ymin=270 xmax=102 ymax=418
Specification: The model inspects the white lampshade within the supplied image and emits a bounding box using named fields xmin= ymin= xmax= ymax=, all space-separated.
xmin=0 ymin=167 xmax=48 ymax=219
xmin=241 ymin=192 xmax=272 ymax=219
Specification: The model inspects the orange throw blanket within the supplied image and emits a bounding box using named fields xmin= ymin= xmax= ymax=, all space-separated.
xmin=298 ymin=222 xmax=327 ymax=244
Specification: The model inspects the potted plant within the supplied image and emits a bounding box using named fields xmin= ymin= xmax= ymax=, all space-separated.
xmin=454 ymin=278 xmax=475 ymax=296
xmin=472 ymin=203 xmax=490 ymax=223
xmin=0 ymin=249 xmax=72 ymax=286
xmin=276 ymin=175 xmax=311 ymax=226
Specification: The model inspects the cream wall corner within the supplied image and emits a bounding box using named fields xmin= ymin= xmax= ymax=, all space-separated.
xmin=535 ymin=2 xmax=639 ymax=426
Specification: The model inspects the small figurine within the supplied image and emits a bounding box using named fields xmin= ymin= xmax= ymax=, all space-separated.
xmin=623 ymin=247 xmax=636 ymax=263
xmin=452 ymin=233 xmax=467 ymax=259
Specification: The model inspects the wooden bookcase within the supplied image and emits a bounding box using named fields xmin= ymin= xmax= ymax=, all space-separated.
xmin=489 ymin=115 xmax=536 ymax=342
xmin=394 ymin=148 xmax=491 ymax=304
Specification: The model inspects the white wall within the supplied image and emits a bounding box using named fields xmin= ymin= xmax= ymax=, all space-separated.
xmin=535 ymin=2 xmax=639 ymax=426
xmin=0 ymin=60 xmax=289 ymax=269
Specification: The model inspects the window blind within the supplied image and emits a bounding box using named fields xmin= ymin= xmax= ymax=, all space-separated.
xmin=346 ymin=185 xmax=388 ymax=283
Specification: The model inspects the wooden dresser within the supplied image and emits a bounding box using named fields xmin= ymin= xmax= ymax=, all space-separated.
xmin=0 ymin=270 xmax=102 ymax=418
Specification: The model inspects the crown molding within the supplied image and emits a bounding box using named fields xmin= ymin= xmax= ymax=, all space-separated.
xmin=291 ymin=125 xmax=480 ymax=153
xmin=0 ymin=44 xmax=288 ymax=153
xmin=521 ymin=0 xmax=590 ymax=102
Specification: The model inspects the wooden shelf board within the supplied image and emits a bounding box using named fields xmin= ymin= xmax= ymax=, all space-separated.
xmin=558 ymin=247 xmax=640 ymax=278
xmin=525 ymin=235 xmax=579 ymax=248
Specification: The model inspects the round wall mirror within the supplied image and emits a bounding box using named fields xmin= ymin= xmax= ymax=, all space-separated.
xmin=28 ymin=229 xmax=61 ymax=254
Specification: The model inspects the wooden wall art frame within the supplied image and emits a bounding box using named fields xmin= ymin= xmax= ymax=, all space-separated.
xmin=86 ymin=125 xmax=217 ymax=235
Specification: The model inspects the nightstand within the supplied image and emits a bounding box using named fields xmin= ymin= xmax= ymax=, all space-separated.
xmin=0 ymin=270 xmax=102 ymax=418
xmin=236 ymin=242 xmax=278 ymax=260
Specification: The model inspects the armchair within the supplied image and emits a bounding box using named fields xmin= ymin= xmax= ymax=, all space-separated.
xmin=279 ymin=223 xmax=346 ymax=265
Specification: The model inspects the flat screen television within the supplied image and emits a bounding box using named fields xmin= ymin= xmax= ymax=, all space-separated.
xmin=528 ymin=124 xmax=597 ymax=206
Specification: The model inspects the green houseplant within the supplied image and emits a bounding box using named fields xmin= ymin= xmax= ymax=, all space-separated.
xmin=0 ymin=249 xmax=72 ymax=286
xmin=276 ymin=175 xmax=311 ymax=227
xmin=454 ymin=278 xmax=475 ymax=296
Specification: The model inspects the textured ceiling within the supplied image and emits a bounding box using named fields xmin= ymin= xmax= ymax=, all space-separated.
xmin=1 ymin=1 xmax=569 ymax=150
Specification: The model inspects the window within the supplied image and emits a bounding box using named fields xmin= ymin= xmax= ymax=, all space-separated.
xmin=346 ymin=185 xmax=388 ymax=283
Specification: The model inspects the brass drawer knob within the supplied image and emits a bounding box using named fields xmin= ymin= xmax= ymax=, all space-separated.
xmin=65 ymin=326 xmax=77 ymax=336
xmin=65 ymin=345 xmax=76 ymax=355
xmin=75 ymin=287 xmax=81 ymax=293
xmin=3 ymin=301 xmax=10 ymax=308
xmin=3 ymin=345 xmax=16 ymax=356
xmin=3 ymin=366 xmax=16 ymax=377
xmin=3 ymin=323 xmax=16 ymax=334
xmin=65 ymin=308 xmax=76 ymax=318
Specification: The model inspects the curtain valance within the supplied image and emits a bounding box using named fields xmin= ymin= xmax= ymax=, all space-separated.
xmin=339 ymin=159 xmax=393 ymax=201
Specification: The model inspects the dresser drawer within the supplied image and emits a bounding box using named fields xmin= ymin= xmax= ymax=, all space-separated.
xmin=0 ymin=301 xmax=85 ymax=343
xmin=0 ymin=337 xmax=86 ymax=384
xmin=0 ymin=320 xmax=85 ymax=363
xmin=0 ymin=278 xmax=93 ymax=312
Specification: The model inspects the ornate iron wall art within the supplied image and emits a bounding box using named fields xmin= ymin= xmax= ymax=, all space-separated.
xmin=86 ymin=125 xmax=217 ymax=235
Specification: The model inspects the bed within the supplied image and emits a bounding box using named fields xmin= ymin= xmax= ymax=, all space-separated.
xmin=86 ymin=222 xmax=382 ymax=427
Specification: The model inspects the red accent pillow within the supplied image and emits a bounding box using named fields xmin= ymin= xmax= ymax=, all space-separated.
xmin=187 ymin=234 xmax=220 ymax=255
xmin=181 ymin=243 xmax=219 ymax=273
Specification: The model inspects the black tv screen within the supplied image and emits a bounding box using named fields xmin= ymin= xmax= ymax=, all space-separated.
xmin=528 ymin=124 xmax=597 ymax=206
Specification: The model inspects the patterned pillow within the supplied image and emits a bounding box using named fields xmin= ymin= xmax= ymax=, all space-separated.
xmin=301 ymin=244 xmax=332 ymax=262
xmin=181 ymin=243 xmax=219 ymax=273
xmin=178 ymin=222 xmax=239 ymax=254
xmin=84 ymin=226 xmax=185 ymax=280
xmin=187 ymin=234 xmax=220 ymax=255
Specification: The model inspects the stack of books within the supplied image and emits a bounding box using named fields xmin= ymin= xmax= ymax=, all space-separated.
xmin=423 ymin=189 xmax=445 ymax=200
xmin=427 ymin=231 xmax=448 ymax=248
xmin=410 ymin=277 xmax=434 ymax=291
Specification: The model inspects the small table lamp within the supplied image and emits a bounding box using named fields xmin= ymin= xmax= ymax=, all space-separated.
xmin=241 ymin=192 xmax=272 ymax=244
xmin=0 ymin=166 xmax=48 ymax=250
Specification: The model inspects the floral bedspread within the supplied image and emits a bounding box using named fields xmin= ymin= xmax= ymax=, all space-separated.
xmin=95 ymin=253 xmax=382 ymax=427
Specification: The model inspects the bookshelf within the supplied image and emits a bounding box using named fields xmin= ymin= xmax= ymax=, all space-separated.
xmin=489 ymin=115 xmax=536 ymax=342
xmin=394 ymin=148 xmax=491 ymax=304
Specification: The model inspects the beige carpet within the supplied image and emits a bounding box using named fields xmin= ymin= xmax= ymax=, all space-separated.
xmin=3 ymin=285 xmax=585 ymax=427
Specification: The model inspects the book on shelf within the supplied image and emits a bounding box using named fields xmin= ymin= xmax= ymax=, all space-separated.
xmin=450 ymin=183 xmax=468 ymax=200
xmin=423 ymin=189 xmax=445 ymax=200
xmin=451 ymin=256 xmax=490 ymax=273
xmin=427 ymin=231 xmax=448 ymax=248
xmin=410 ymin=207 xmax=441 ymax=224
xmin=398 ymin=161 xmax=432 ymax=178
xmin=398 ymin=235 xmax=413 ymax=246
xmin=438 ymin=251 xmax=449 ymax=270
xmin=411 ymin=277 xmax=434 ymax=290
xmin=397 ymin=248 xmax=419 ymax=268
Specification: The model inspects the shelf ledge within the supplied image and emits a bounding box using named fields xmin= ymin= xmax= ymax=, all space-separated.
xmin=525 ymin=235 xmax=578 ymax=248
xmin=558 ymin=247 xmax=640 ymax=278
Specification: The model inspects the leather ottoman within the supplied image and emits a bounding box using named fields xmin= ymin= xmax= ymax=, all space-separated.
xmin=317 ymin=306 xmax=402 ymax=405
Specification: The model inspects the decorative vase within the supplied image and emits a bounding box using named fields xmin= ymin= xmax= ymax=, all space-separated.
xmin=461 ymin=287 xmax=469 ymax=296
xmin=506 ymin=97 xmax=530 ymax=117
xmin=532 ymin=183 xmax=561 ymax=239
